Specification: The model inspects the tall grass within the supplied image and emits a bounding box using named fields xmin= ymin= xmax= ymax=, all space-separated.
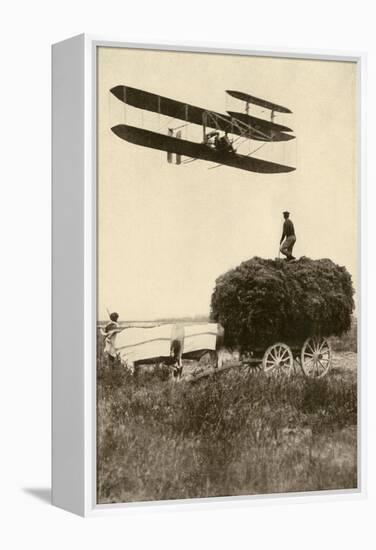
xmin=330 ymin=317 xmax=357 ymax=352
xmin=97 ymin=350 xmax=357 ymax=504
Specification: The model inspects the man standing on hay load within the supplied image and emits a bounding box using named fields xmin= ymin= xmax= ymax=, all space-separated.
xmin=280 ymin=211 xmax=296 ymax=262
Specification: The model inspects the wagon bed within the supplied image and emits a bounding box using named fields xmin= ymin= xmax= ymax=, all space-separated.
xmin=186 ymin=335 xmax=332 ymax=382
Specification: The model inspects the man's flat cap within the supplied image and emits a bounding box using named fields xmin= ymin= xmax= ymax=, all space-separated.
xmin=283 ymin=211 xmax=290 ymax=215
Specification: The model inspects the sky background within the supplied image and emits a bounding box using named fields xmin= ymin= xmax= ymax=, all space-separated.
xmin=97 ymin=47 xmax=357 ymax=321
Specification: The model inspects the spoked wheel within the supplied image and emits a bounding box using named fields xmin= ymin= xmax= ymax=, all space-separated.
xmin=240 ymin=352 xmax=262 ymax=375
xmin=300 ymin=336 xmax=332 ymax=378
xmin=262 ymin=343 xmax=294 ymax=376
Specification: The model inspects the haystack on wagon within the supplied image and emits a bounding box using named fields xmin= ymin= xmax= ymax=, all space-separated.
xmin=210 ymin=257 xmax=355 ymax=379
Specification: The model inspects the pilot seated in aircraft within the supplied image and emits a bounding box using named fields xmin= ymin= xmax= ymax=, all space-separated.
xmin=204 ymin=130 xmax=236 ymax=154
xmin=204 ymin=130 xmax=219 ymax=148
xmin=215 ymin=132 xmax=235 ymax=154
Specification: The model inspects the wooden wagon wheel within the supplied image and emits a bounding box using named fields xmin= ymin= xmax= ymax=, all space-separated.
xmin=262 ymin=343 xmax=294 ymax=376
xmin=300 ymin=336 xmax=332 ymax=378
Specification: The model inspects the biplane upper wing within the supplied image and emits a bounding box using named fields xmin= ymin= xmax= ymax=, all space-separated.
xmin=226 ymin=90 xmax=292 ymax=113
xmin=111 ymin=85 xmax=215 ymax=126
xmin=110 ymin=85 xmax=291 ymax=142
xmin=111 ymin=124 xmax=295 ymax=174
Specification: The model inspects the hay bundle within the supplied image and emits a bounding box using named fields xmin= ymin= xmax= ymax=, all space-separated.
xmin=210 ymin=257 xmax=355 ymax=351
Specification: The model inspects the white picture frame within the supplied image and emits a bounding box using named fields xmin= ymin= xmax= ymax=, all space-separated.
xmin=52 ymin=34 xmax=366 ymax=517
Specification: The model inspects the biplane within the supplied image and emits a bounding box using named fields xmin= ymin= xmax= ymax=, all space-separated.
xmin=110 ymin=85 xmax=296 ymax=174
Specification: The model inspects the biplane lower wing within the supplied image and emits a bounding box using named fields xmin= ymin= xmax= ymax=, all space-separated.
xmin=251 ymin=131 xmax=294 ymax=142
xmin=111 ymin=85 xmax=283 ymax=142
xmin=111 ymin=125 xmax=295 ymax=174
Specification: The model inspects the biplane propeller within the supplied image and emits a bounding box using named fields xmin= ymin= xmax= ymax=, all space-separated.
xmin=110 ymin=85 xmax=296 ymax=174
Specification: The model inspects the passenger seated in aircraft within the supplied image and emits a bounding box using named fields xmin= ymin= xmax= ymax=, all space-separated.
xmin=216 ymin=132 xmax=235 ymax=153
xmin=204 ymin=130 xmax=219 ymax=148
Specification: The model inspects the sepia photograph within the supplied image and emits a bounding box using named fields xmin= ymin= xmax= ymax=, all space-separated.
xmin=96 ymin=46 xmax=358 ymax=505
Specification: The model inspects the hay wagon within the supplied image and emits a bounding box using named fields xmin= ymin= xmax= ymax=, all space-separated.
xmin=189 ymin=334 xmax=332 ymax=382
xmin=239 ymin=335 xmax=332 ymax=379
xmin=202 ymin=256 xmax=355 ymax=383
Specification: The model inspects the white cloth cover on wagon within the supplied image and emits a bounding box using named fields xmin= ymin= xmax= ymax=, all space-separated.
xmin=108 ymin=322 xmax=220 ymax=365
xmin=114 ymin=324 xmax=174 ymax=364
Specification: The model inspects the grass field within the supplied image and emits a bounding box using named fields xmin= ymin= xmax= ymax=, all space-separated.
xmin=97 ymin=333 xmax=357 ymax=504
